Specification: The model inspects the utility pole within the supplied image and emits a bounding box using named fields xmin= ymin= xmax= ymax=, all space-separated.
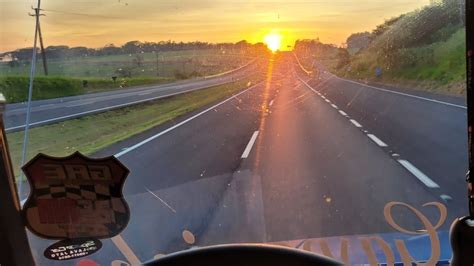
xmin=155 ymin=51 xmax=159 ymax=76
xmin=29 ymin=3 xmax=48 ymax=76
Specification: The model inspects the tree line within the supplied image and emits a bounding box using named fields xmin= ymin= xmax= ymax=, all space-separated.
xmin=1 ymin=40 xmax=269 ymax=63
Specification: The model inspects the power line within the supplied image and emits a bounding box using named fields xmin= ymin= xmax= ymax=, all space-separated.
xmin=42 ymin=9 xmax=123 ymax=20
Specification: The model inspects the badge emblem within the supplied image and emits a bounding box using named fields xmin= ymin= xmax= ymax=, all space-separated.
xmin=44 ymin=238 xmax=102 ymax=261
xmin=22 ymin=152 xmax=130 ymax=239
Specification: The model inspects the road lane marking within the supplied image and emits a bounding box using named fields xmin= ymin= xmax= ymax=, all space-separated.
xmin=397 ymin=160 xmax=440 ymax=188
xmin=350 ymin=119 xmax=362 ymax=128
xmin=115 ymin=82 xmax=262 ymax=158
xmin=334 ymin=76 xmax=466 ymax=109
xmin=440 ymin=194 xmax=452 ymax=202
xmin=111 ymin=235 xmax=141 ymax=265
xmin=367 ymin=134 xmax=388 ymax=147
xmin=241 ymin=131 xmax=259 ymax=158
xmin=331 ymin=104 xmax=338 ymax=109
xmin=6 ymin=79 xmax=255 ymax=133
xmin=338 ymin=110 xmax=348 ymax=116
xmin=65 ymin=101 xmax=95 ymax=107
xmin=325 ymin=99 xmax=331 ymax=103
xmin=39 ymin=103 xmax=55 ymax=108
xmin=138 ymin=91 xmax=152 ymax=96
xmin=269 ymin=100 xmax=274 ymax=106
xmin=313 ymin=76 xmax=335 ymax=90
xmin=145 ymin=187 xmax=177 ymax=213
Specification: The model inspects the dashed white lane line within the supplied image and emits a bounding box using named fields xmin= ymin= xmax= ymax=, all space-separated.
xmin=298 ymin=73 xmax=444 ymax=192
xmin=350 ymin=119 xmax=362 ymax=128
xmin=241 ymin=131 xmax=259 ymax=158
xmin=39 ymin=103 xmax=55 ymax=108
xmin=269 ymin=100 xmax=274 ymax=106
xmin=338 ymin=110 xmax=348 ymax=116
xmin=397 ymin=160 xmax=440 ymax=188
xmin=331 ymin=104 xmax=338 ymax=109
xmin=367 ymin=134 xmax=388 ymax=147
xmin=139 ymin=91 xmax=153 ymax=96
xmin=65 ymin=101 xmax=95 ymax=107
xmin=440 ymin=194 xmax=452 ymax=202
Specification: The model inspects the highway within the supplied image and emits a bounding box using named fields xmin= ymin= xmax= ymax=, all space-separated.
xmin=4 ymin=60 xmax=259 ymax=132
xmin=27 ymin=53 xmax=468 ymax=265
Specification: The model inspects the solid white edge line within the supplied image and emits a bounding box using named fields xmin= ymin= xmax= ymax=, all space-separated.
xmin=350 ymin=119 xmax=362 ymax=128
xmin=397 ymin=159 xmax=440 ymax=188
xmin=367 ymin=134 xmax=388 ymax=147
xmin=115 ymin=82 xmax=262 ymax=158
xmin=6 ymin=78 xmax=249 ymax=132
xmin=334 ymin=76 xmax=466 ymax=109
xmin=241 ymin=131 xmax=259 ymax=158
xmin=338 ymin=110 xmax=347 ymax=116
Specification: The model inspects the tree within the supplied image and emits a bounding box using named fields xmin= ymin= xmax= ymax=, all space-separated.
xmin=132 ymin=54 xmax=144 ymax=67
xmin=336 ymin=48 xmax=351 ymax=70
xmin=346 ymin=32 xmax=372 ymax=54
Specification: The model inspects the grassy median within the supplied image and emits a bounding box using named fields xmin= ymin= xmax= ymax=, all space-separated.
xmin=6 ymin=74 xmax=263 ymax=176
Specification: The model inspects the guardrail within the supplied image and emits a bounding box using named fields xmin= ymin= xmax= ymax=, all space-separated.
xmin=204 ymin=58 xmax=258 ymax=79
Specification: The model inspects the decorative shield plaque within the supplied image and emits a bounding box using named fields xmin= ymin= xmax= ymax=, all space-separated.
xmin=22 ymin=152 xmax=130 ymax=239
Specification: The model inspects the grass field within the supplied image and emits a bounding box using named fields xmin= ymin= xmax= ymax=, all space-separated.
xmin=6 ymin=73 xmax=263 ymax=177
xmin=0 ymin=49 xmax=254 ymax=103
xmin=0 ymin=49 xmax=250 ymax=79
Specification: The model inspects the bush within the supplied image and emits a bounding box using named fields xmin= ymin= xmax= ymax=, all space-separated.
xmin=0 ymin=76 xmax=83 ymax=103
xmin=0 ymin=76 xmax=174 ymax=103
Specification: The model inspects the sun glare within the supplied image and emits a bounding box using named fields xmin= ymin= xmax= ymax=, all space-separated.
xmin=264 ymin=33 xmax=282 ymax=52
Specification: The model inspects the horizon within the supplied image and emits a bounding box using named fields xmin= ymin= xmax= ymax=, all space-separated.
xmin=0 ymin=0 xmax=431 ymax=53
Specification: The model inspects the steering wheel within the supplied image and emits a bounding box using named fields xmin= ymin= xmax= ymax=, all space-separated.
xmin=143 ymin=243 xmax=343 ymax=266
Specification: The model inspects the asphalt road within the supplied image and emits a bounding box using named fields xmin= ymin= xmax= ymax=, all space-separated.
xmin=4 ymin=60 xmax=259 ymax=132
xmin=27 ymin=53 xmax=468 ymax=265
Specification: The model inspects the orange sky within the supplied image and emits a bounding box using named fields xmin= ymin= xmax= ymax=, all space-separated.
xmin=0 ymin=0 xmax=431 ymax=52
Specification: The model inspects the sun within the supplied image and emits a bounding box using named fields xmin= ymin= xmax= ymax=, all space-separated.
xmin=264 ymin=33 xmax=282 ymax=52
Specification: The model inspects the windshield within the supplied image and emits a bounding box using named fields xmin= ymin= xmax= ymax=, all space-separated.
xmin=0 ymin=0 xmax=468 ymax=265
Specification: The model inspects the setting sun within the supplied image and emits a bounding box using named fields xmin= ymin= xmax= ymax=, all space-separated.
xmin=264 ymin=33 xmax=282 ymax=52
